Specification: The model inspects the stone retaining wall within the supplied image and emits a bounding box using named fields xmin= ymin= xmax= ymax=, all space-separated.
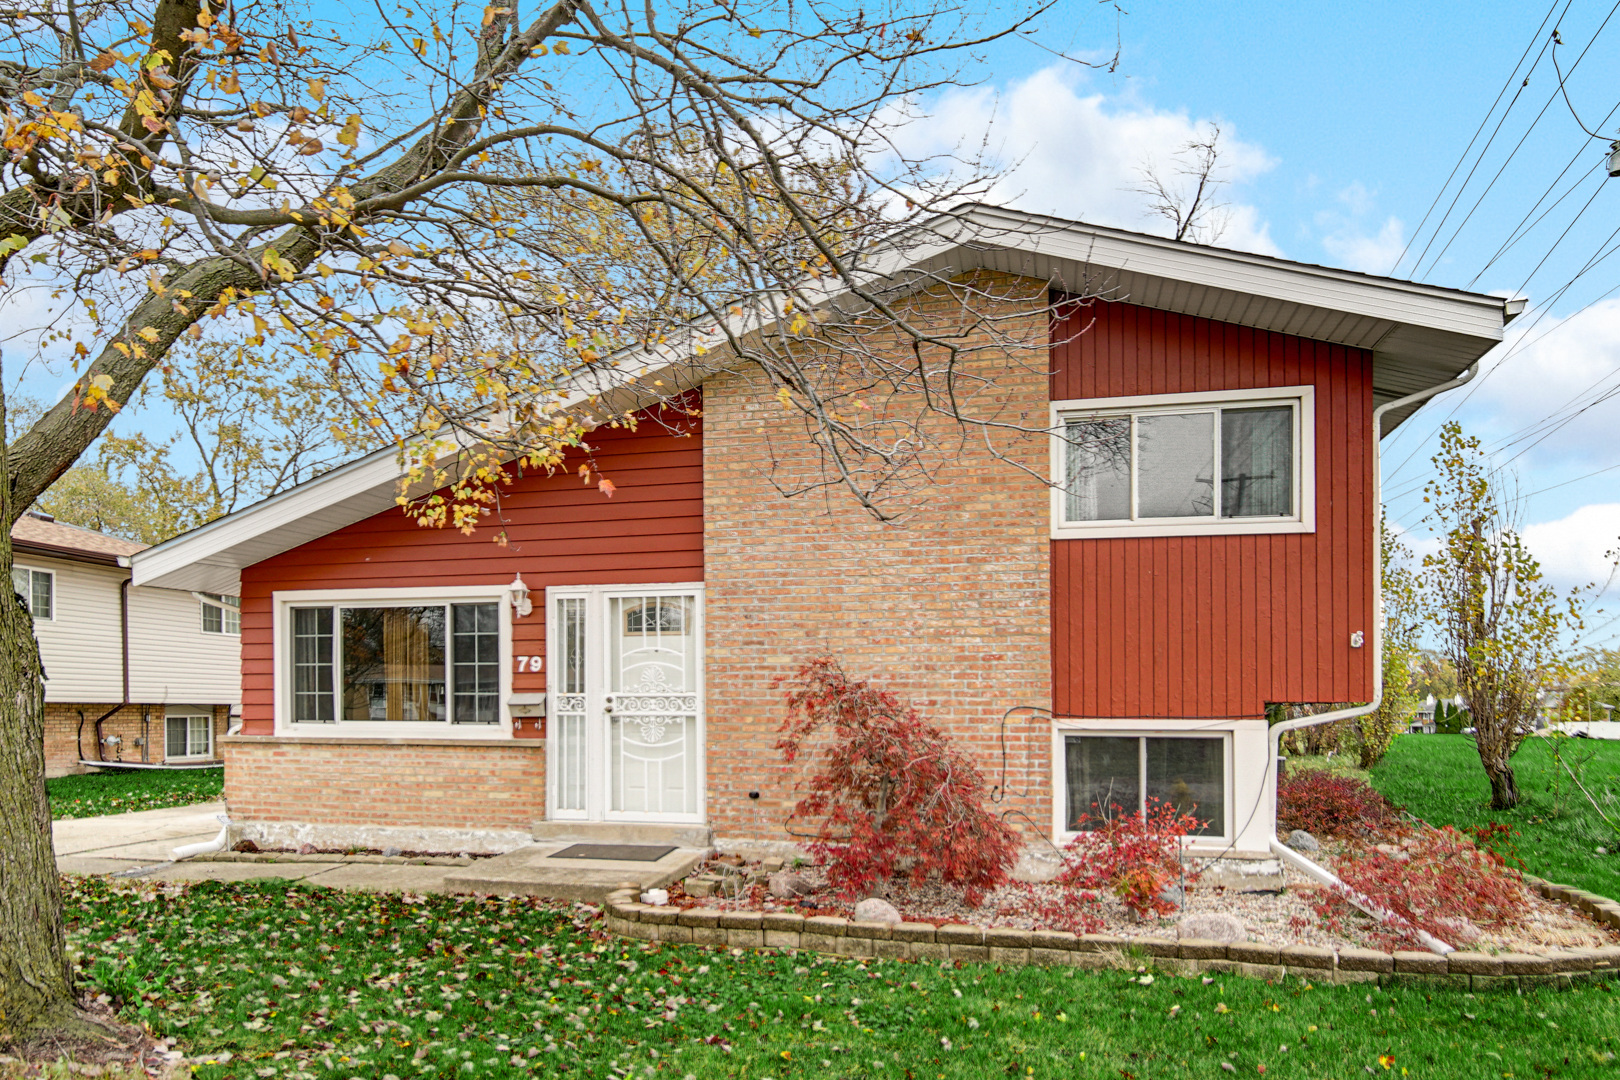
xmin=599 ymin=876 xmax=1620 ymax=991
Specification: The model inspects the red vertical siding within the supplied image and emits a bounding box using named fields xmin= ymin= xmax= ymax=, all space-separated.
xmin=1051 ymin=300 xmax=1375 ymax=719
xmin=237 ymin=407 xmax=703 ymax=734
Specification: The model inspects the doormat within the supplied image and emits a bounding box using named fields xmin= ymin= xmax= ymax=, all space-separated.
xmin=548 ymin=843 xmax=676 ymax=862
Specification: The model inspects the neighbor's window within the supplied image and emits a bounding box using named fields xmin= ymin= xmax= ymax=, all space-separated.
xmin=289 ymin=602 xmax=500 ymax=725
xmin=165 ymin=714 xmax=214 ymax=759
xmin=1063 ymin=734 xmax=1226 ymax=837
xmin=11 ymin=565 xmax=52 ymax=620
xmin=1057 ymin=392 xmax=1306 ymax=533
xmin=200 ymin=593 xmax=241 ymax=634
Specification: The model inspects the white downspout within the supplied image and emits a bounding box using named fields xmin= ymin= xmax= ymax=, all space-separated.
xmin=172 ymin=813 xmax=231 ymax=861
xmin=1265 ymin=360 xmax=1483 ymax=955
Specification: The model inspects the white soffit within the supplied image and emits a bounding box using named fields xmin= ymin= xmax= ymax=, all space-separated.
xmin=132 ymin=205 xmax=1511 ymax=593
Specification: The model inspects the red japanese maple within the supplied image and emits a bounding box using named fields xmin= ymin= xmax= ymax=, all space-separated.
xmin=1057 ymin=798 xmax=1204 ymax=918
xmin=776 ymin=657 xmax=1019 ymax=904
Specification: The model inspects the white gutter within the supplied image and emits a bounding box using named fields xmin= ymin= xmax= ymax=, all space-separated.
xmin=1265 ymin=360 xmax=1484 ymax=955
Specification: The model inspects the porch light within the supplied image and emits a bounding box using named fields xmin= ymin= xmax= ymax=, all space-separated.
xmin=509 ymin=573 xmax=533 ymax=619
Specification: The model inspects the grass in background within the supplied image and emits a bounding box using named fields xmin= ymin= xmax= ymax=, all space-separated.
xmin=63 ymin=878 xmax=1620 ymax=1079
xmin=1371 ymin=733 xmax=1620 ymax=899
xmin=47 ymin=766 xmax=223 ymax=820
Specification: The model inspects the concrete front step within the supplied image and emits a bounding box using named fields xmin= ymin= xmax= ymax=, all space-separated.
xmin=531 ymin=820 xmax=714 ymax=848
xmin=445 ymin=843 xmax=705 ymax=904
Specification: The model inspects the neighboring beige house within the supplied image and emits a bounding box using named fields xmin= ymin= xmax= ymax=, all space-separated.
xmin=12 ymin=510 xmax=240 ymax=776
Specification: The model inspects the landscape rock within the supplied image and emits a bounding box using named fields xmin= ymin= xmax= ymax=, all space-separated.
xmin=769 ymin=871 xmax=814 ymax=898
xmin=296 ymin=842 xmax=317 ymax=855
xmin=1285 ymin=830 xmax=1320 ymax=853
xmin=381 ymin=846 xmax=403 ymax=858
xmin=1176 ymin=912 xmax=1247 ymax=944
xmin=1158 ymin=884 xmax=1185 ymax=910
xmin=232 ymin=839 xmax=259 ymax=853
xmin=852 ymin=897 xmax=902 ymax=924
xmin=641 ymin=888 xmax=670 ymax=906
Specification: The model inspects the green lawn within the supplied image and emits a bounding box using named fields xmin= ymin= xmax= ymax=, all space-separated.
xmin=63 ymin=878 xmax=1620 ymax=1080
xmin=1370 ymin=733 xmax=1620 ymax=900
xmin=47 ymin=765 xmax=223 ymax=819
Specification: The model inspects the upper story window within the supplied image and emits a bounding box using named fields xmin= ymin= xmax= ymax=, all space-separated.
xmin=200 ymin=593 xmax=241 ymax=635
xmin=1051 ymin=386 xmax=1315 ymax=539
xmin=11 ymin=565 xmax=53 ymax=620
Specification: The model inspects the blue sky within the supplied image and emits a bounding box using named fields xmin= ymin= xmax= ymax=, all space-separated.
xmin=946 ymin=0 xmax=1620 ymax=611
xmin=12 ymin=0 xmax=1620 ymax=618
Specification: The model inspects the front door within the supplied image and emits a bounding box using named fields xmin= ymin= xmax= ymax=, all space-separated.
xmin=547 ymin=585 xmax=704 ymax=823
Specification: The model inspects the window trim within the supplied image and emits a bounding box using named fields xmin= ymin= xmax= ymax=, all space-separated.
xmin=165 ymin=712 xmax=215 ymax=762
xmin=1050 ymin=385 xmax=1316 ymax=539
xmin=1050 ymin=724 xmax=1234 ymax=846
xmin=11 ymin=563 xmax=55 ymax=621
xmin=271 ymin=585 xmax=514 ymax=740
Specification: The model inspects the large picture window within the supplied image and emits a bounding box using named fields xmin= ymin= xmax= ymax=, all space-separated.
xmin=288 ymin=601 xmax=501 ymax=727
xmin=1063 ymin=734 xmax=1227 ymax=838
xmin=1051 ymin=388 xmax=1312 ymax=538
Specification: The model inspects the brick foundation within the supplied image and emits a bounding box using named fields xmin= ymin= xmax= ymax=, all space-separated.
xmin=222 ymin=736 xmax=546 ymax=833
xmin=44 ymin=702 xmax=229 ymax=777
xmin=701 ymin=273 xmax=1054 ymax=845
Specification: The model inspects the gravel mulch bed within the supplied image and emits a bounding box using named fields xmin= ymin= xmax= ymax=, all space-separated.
xmin=670 ymin=855 xmax=1620 ymax=956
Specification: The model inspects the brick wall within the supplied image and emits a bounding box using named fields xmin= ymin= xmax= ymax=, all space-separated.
xmin=701 ymin=273 xmax=1054 ymax=845
xmin=223 ymin=736 xmax=546 ymax=832
xmin=44 ymin=702 xmax=229 ymax=776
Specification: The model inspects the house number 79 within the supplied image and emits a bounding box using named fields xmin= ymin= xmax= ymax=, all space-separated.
xmin=515 ymin=655 xmax=543 ymax=673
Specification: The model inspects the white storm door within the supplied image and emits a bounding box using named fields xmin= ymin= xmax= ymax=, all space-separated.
xmin=546 ymin=585 xmax=704 ymax=824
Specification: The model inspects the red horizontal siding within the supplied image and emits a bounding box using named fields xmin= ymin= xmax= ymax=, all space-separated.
xmin=238 ymin=405 xmax=703 ymax=733
xmin=1051 ymin=300 xmax=1374 ymax=719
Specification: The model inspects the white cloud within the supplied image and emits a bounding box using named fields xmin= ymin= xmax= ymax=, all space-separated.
xmin=1521 ymin=502 xmax=1620 ymax=593
xmin=893 ymin=66 xmax=1281 ymax=255
xmin=1460 ymin=297 xmax=1620 ymax=469
xmin=1316 ymin=182 xmax=1406 ymax=275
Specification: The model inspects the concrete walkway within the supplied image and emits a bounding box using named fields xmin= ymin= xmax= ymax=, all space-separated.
xmin=53 ymin=804 xmax=704 ymax=901
xmin=54 ymin=803 xmax=460 ymax=892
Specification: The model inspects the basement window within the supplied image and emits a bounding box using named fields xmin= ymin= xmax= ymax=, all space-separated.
xmin=1050 ymin=386 xmax=1314 ymax=539
xmin=1062 ymin=733 xmax=1228 ymax=838
xmin=165 ymin=713 xmax=214 ymax=761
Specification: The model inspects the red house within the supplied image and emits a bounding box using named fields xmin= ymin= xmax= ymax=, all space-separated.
xmin=131 ymin=207 xmax=1516 ymax=866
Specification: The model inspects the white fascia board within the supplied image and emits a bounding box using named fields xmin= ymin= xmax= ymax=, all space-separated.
xmin=933 ymin=206 xmax=1508 ymax=342
xmin=131 ymin=445 xmax=409 ymax=591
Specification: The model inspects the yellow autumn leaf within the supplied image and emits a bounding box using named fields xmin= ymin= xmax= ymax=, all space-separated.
xmin=307 ymin=77 xmax=325 ymax=101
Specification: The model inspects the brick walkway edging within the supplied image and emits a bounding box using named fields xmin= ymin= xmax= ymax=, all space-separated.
xmin=600 ymin=876 xmax=1620 ymax=990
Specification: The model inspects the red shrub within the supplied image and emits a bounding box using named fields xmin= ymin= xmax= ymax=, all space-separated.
xmin=1057 ymin=799 xmax=1203 ymax=918
xmin=993 ymin=883 xmax=1104 ymax=935
xmin=775 ymin=658 xmax=1019 ymax=905
xmin=1277 ymin=770 xmax=1399 ymax=840
xmin=1309 ymin=825 xmax=1529 ymax=950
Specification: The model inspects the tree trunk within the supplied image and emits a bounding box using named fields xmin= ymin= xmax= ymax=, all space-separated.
xmin=0 ymin=368 xmax=81 ymax=1045
xmin=0 ymin=579 xmax=78 ymax=1044
xmin=1479 ymin=748 xmax=1521 ymax=811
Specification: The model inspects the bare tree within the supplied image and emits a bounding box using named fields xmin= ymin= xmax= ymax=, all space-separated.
xmin=0 ymin=0 xmax=1111 ymax=1045
xmin=1132 ymin=122 xmax=1230 ymax=244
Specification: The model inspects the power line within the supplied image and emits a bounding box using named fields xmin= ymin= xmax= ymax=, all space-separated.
xmin=1387 ymin=0 xmax=1565 ymax=277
